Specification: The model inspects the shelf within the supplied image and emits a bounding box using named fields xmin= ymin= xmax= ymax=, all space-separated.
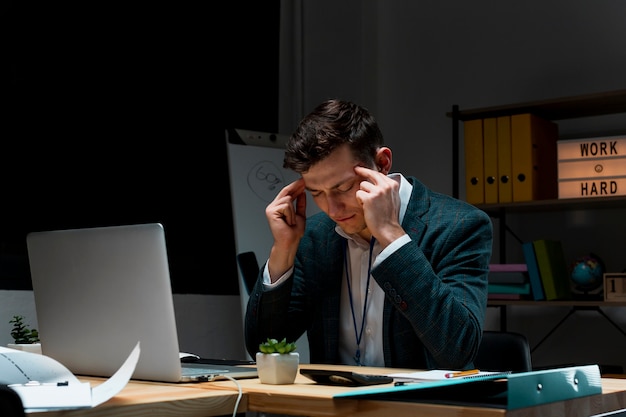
xmin=487 ymin=300 xmax=626 ymax=354
xmin=447 ymin=89 xmax=626 ymax=122
xmin=488 ymin=300 xmax=626 ymax=308
xmin=474 ymin=195 xmax=626 ymax=216
xmin=449 ymin=89 xmax=626 ymax=200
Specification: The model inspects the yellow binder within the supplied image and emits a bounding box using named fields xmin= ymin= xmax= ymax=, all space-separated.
xmin=463 ymin=119 xmax=484 ymax=205
xmin=496 ymin=116 xmax=512 ymax=203
xmin=482 ymin=117 xmax=499 ymax=204
xmin=510 ymin=114 xmax=559 ymax=202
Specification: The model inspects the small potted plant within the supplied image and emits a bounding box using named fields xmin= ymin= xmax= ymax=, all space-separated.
xmin=8 ymin=315 xmax=42 ymax=354
xmin=256 ymin=337 xmax=299 ymax=384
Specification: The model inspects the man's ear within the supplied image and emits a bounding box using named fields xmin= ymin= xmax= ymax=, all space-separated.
xmin=375 ymin=147 xmax=392 ymax=174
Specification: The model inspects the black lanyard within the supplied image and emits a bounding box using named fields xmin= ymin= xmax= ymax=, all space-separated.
xmin=343 ymin=237 xmax=375 ymax=366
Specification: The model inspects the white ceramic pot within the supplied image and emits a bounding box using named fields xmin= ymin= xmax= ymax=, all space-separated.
xmin=256 ymin=352 xmax=299 ymax=384
xmin=7 ymin=343 xmax=42 ymax=354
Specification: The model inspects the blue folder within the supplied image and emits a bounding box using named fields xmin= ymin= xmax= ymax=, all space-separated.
xmin=334 ymin=364 xmax=602 ymax=410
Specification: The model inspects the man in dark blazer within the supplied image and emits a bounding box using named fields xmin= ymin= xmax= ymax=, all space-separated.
xmin=245 ymin=99 xmax=492 ymax=370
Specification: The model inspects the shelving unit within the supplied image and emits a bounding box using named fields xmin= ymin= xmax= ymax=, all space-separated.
xmin=475 ymin=195 xmax=626 ymax=264
xmin=487 ymin=300 xmax=626 ymax=353
xmin=448 ymin=89 xmax=626 ymax=201
xmin=448 ymin=89 xmax=626 ymax=262
xmin=448 ymin=90 xmax=626 ymax=357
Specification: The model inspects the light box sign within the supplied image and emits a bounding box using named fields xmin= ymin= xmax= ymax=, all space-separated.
xmin=557 ymin=135 xmax=626 ymax=199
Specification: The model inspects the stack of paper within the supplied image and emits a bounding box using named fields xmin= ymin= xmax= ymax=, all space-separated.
xmin=386 ymin=369 xmax=511 ymax=383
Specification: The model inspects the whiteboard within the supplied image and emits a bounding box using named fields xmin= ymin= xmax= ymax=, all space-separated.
xmin=226 ymin=129 xmax=319 ymax=362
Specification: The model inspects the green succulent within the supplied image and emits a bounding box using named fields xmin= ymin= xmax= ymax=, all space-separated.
xmin=258 ymin=337 xmax=297 ymax=354
xmin=9 ymin=315 xmax=40 ymax=344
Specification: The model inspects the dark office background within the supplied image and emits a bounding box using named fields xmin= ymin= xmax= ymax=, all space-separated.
xmin=1 ymin=1 xmax=280 ymax=294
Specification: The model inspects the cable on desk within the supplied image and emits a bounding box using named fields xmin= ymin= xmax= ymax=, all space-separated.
xmin=220 ymin=375 xmax=243 ymax=417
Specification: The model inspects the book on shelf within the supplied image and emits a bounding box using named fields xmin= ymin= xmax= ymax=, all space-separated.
xmin=489 ymin=263 xmax=528 ymax=272
xmin=463 ymin=119 xmax=484 ymax=204
xmin=488 ymin=293 xmax=529 ymax=300
xmin=488 ymin=263 xmax=529 ymax=284
xmin=522 ymin=241 xmax=546 ymax=301
xmin=488 ymin=271 xmax=529 ymax=285
xmin=510 ymin=114 xmax=559 ymax=202
xmin=487 ymin=282 xmax=531 ymax=295
xmin=532 ymin=239 xmax=572 ymax=301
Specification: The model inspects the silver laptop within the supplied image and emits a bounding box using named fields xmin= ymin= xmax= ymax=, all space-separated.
xmin=27 ymin=223 xmax=257 ymax=383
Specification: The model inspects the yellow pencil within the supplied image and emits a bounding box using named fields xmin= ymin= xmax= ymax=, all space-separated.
xmin=445 ymin=369 xmax=480 ymax=378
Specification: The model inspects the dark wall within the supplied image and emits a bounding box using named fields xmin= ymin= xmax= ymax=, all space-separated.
xmin=1 ymin=2 xmax=280 ymax=294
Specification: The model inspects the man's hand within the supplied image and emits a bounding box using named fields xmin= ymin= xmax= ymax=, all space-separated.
xmin=265 ymin=178 xmax=307 ymax=280
xmin=354 ymin=166 xmax=405 ymax=247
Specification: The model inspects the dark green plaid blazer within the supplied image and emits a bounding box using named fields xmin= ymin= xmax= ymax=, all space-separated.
xmin=245 ymin=177 xmax=492 ymax=369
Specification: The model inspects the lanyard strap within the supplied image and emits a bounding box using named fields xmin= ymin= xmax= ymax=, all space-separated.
xmin=344 ymin=238 xmax=376 ymax=366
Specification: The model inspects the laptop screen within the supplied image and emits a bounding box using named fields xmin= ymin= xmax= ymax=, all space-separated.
xmin=28 ymin=223 xmax=186 ymax=382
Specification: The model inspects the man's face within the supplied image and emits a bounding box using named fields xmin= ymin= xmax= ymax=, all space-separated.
xmin=301 ymin=145 xmax=372 ymax=236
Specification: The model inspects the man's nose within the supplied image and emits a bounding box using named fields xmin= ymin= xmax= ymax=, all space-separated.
xmin=325 ymin=196 xmax=343 ymax=216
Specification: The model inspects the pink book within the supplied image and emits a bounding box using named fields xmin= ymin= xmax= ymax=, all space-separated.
xmin=488 ymin=293 xmax=527 ymax=300
xmin=489 ymin=263 xmax=528 ymax=272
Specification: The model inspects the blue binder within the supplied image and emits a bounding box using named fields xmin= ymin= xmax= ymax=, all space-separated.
xmin=334 ymin=365 xmax=602 ymax=410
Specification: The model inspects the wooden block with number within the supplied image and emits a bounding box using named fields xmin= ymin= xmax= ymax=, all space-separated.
xmin=604 ymin=273 xmax=626 ymax=301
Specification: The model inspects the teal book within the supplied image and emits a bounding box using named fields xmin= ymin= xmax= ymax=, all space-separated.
xmin=532 ymin=239 xmax=571 ymax=301
xmin=487 ymin=282 xmax=531 ymax=295
xmin=522 ymin=241 xmax=546 ymax=301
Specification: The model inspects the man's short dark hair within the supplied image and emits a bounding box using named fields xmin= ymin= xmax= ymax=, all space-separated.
xmin=284 ymin=99 xmax=384 ymax=173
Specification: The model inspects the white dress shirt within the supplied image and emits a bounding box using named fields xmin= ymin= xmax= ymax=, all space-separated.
xmin=264 ymin=173 xmax=413 ymax=367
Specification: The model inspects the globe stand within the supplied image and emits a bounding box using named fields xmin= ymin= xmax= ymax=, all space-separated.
xmin=570 ymin=253 xmax=606 ymax=301
xmin=571 ymin=286 xmax=603 ymax=301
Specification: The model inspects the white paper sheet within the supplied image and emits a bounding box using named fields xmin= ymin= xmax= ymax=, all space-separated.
xmin=1 ymin=341 xmax=140 ymax=412
xmin=386 ymin=369 xmax=511 ymax=382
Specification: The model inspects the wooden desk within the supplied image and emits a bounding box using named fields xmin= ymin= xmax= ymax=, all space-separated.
xmin=204 ymin=364 xmax=626 ymax=417
xmin=34 ymin=365 xmax=626 ymax=417
xmin=37 ymin=377 xmax=246 ymax=417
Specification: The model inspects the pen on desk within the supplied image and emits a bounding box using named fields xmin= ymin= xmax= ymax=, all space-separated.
xmin=445 ymin=369 xmax=479 ymax=378
xmin=394 ymin=381 xmax=420 ymax=386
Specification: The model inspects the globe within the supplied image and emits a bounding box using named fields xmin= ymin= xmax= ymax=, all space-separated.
xmin=570 ymin=254 xmax=605 ymax=293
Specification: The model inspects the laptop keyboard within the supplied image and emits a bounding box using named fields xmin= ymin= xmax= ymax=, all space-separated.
xmin=181 ymin=365 xmax=229 ymax=376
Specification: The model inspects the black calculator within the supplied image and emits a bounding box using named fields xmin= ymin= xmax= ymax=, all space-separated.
xmin=300 ymin=369 xmax=394 ymax=386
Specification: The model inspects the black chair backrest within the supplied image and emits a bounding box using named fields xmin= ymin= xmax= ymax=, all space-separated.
xmin=474 ymin=331 xmax=532 ymax=373
xmin=236 ymin=251 xmax=260 ymax=295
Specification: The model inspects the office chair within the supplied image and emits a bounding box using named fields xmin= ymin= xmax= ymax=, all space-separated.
xmin=474 ymin=330 xmax=532 ymax=373
xmin=236 ymin=251 xmax=260 ymax=295
xmin=0 ymin=385 xmax=25 ymax=417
